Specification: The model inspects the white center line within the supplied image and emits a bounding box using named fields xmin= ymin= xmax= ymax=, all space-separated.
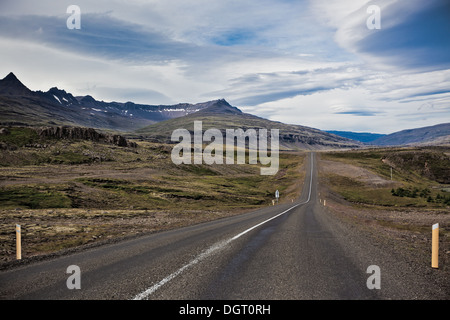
xmin=132 ymin=153 xmax=314 ymax=300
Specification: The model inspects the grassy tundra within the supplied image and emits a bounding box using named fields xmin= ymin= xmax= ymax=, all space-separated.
xmin=0 ymin=127 xmax=305 ymax=263
xmin=318 ymin=147 xmax=449 ymax=269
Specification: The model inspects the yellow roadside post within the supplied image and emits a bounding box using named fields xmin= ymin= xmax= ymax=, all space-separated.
xmin=16 ymin=224 xmax=21 ymax=260
xmin=432 ymin=223 xmax=439 ymax=269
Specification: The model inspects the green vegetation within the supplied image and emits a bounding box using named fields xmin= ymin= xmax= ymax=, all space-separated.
xmin=324 ymin=176 xmax=424 ymax=207
xmin=383 ymin=149 xmax=449 ymax=184
xmin=323 ymin=147 xmax=449 ymax=183
xmin=0 ymin=128 xmax=305 ymax=211
xmin=0 ymin=129 xmax=306 ymax=261
xmin=0 ymin=135 xmax=123 ymax=167
xmin=0 ymin=185 xmax=72 ymax=209
xmin=73 ymin=153 xmax=303 ymax=210
xmin=390 ymin=187 xmax=430 ymax=198
xmin=321 ymin=147 xmax=450 ymax=208
xmin=0 ymin=127 xmax=40 ymax=147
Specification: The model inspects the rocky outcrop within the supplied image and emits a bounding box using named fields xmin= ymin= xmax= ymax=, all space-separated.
xmin=34 ymin=126 xmax=137 ymax=148
xmin=279 ymin=132 xmax=361 ymax=148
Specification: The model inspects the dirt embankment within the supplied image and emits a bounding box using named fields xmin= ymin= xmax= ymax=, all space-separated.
xmin=320 ymin=159 xmax=396 ymax=188
xmin=317 ymin=157 xmax=449 ymax=277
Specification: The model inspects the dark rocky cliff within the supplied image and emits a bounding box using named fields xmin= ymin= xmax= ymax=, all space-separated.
xmin=35 ymin=126 xmax=137 ymax=148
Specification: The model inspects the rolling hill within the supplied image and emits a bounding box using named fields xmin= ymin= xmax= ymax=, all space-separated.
xmin=135 ymin=99 xmax=363 ymax=150
xmin=369 ymin=123 xmax=450 ymax=146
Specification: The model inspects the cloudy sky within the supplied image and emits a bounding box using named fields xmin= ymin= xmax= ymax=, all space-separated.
xmin=0 ymin=0 xmax=449 ymax=133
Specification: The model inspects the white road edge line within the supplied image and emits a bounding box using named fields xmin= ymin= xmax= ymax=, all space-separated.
xmin=132 ymin=153 xmax=314 ymax=300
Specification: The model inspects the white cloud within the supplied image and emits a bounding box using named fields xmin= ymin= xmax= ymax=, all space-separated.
xmin=0 ymin=37 xmax=198 ymax=104
xmin=0 ymin=0 xmax=449 ymax=134
xmin=254 ymin=87 xmax=448 ymax=134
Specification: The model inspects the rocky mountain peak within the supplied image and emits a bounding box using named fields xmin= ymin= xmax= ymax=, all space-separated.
xmin=0 ymin=72 xmax=32 ymax=96
xmin=197 ymin=99 xmax=242 ymax=115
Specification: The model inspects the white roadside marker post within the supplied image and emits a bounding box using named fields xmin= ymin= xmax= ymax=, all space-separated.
xmin=16 ymin=224 xmax=21 ymax=260
xmin=432 ymin=223 xmax=439 ymax=269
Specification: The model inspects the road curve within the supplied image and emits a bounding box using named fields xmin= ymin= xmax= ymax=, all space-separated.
xmin=0 ymin=153 xmax=445 ymax=300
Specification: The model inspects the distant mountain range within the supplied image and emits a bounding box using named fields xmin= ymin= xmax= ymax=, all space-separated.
xmin=135 ymin=99 xmax=363 ymax=150
xmin=0 ymin=72 xmax=212 ymax=131
xmin=0 ymin=72 xmax=362 ymax=150
xmin=329 ymin=124 xmax=450 ymax=146
xmin=0 ymin=72 xmax=448 ymax=149
xmin=368 ymin=123 xmax=450 ymax=146
xmin=325 ymin=131 xmax=386 ymax=143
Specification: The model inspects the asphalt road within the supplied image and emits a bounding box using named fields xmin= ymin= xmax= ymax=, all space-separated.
xmin=0 ymin=153 xmax=446 ymax=300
